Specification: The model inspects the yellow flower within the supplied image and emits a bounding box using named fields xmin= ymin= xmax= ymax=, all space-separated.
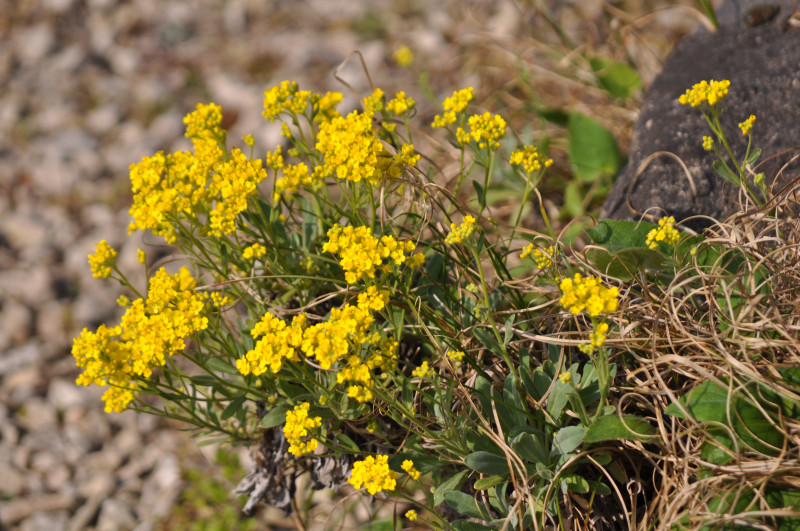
xmin=702 ymin=136 xmax=714 ymax=151
xmin=237 ymin=313 xmax=306 ymax=376
xmin=348 ymin=455 xmax=397 ymax=495
xmin=466 ymin=112 xmax=507 ymax=150
xmin=559 ymin=371 xmax=572 ymax=384
xmin=88 ymin=240 xmax=117 ymax=279
xmin=386 ymin=92 xmax=416 ymax=116
xmin=559 ymin=273 xmax=619 ymax=317
xmin=242 ymin=243 xmax=267 ymax=260
xmin=362 ymin=88 xmax=385 ymax=115
xmin=283 ymin=402 xmax=322 ymax=457
xmin=645 ymin=216 xmax=680 ymax=249
xmin=412 ymin=361 xmax=432 ymax=378
xmin=116 ymin=295 xmax=130 ymax=307
xmin=738 ymin=114 xmax=756 ymax=135
xmin=510 ymin=145 xmax=553 ymax=174
xmin=263 ymin=81 xmax=299 ymax=121
xmin=431 ymin=87 xmax=474 ymax=128
xmin=393 ymin=45 xmax=414 ymax=67
xmin=183 ymin=102 xmax=223 ymax=141
xmin=72 ymin=267 xmax=209 ymax=413
xmin=357 ymin=286 xmax=390 ymax=312
xmin=401 ymin=460 xmax=421 ymax=480
xmin=445 ymin=216 xmax=476 ymax=245
xmin=316 ymin=110 xmax=384 ymax=185
xmin=678 ymin=79 xmax=730 ymax=108
xmin=448 ymin=350 xmax=465 ymax=362
xmin=405 ymin=510 xmax=418 ymax=521
xmin=579 ymin=322 xmax=610 ymax=356
xmin=242 ymin=134 xmax=255 ymax=147
xmin=136 ymin=249 xmax=146 ymax=264
xmin=323 ymin=225 xmax=416 ymax=284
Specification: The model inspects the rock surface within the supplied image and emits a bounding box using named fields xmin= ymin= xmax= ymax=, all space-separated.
xmin=602 ymin=0 xmax=800 ymax=230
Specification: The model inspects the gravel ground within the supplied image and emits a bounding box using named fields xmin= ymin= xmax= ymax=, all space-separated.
xmin=0 ymin=1 xmax=692 ymax=529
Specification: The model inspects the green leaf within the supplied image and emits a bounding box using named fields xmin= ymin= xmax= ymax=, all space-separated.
xmin=503 ymin=316 xmax=514 ymax=347
xmin=551 ymin=426 xmax=586 ymax=455
xmin=434 ymin=470 xmax=469 ymax=506
xmin=568 ymin=112 xmax=621 ymax=183
xmin=586 ymin=247 xmax=672 ymax=281
xmin=547 ymin=377 xmax=571 ymax=419
xmin=260 ymin=405 xmax=290 ymax=428
xmin=465 ymin=451 xmax=509 ymax=476
xmin=562 ymin=474 xmax=591 ymax=494
xmin=590 ymin=57 xmax=642 ymax=99
xmin=334 ymin=433 xmax=360 ymax=453
xmin=221 ymin=396 xmax=246 ymax=421
xmin=474 ymin=475 xmax=507 ymax=490
xmin=511 ymin=432 xmax=549 ymax=465
xmin=746 ymin=147 xmax=762 ymax=165
xmin=584 ymin=415 xmax=657 ymax=442
xmin=586 ymin=219 xmax=654 ymax=248
xmin=451 ymin=520 xmax=495 ymax=531
xmin=444 ymin=491 xmax=488 ymax=520
xmin=713 ymin=160 xmax=739 ymax=186
xmin=498 ymin=375 xmax=526 ymax=432
xmin=563 ymin=180 xmax=584 ymax=218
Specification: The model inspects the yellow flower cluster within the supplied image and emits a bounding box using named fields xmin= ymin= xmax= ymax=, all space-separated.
xmin=386 ymin=92 xmax=415 ymax=115
xmin=312 ymin=91 xmax=343 ymax=123
xmin=510 ymin=145 xmax=553 ymax=174
xmin=579 ymin=322 xmax=610 ymax=355
xmin=738 ymin=114 xmax=756 ymax=135
xmin=348 ymin=455 xmax=397 ymax=495
xmin=72 ymin=267 xmax=208 ymax=412
xmin=236 ymin=313 xmax=306 ymax=376
xmin=520 ymin=244 xmax=554 ymax=269
xmin=129 ymin=104 xmax=266 ymax=242
xmin=401 ymin=460 xmax=420 ymax=480
xmin=265 ymin=146 xmax=284 ymax=170
xmin=432 ymin=87 xmax=475 ymax=128
xmin=405 ymin=510 xmax=418 ymax=521
xmin=412 ymin=360 xmax=432 ymax=378
xmin=702 ymin=136 xmax=714 ymax=151
xmin=88 ymin=240 xmax=118 ymax=279
xmin=559 ymin=371 xmax=572 ymax=384
xmin=678 ymin=79 xmax=730 ymax=108
xmin=393 ymin=45 xmax=414 ymax=67
xmin=645 ymin=216 xmax=681 ymax=249
xmin=274 ymin=162 xmax=322 ymax=201
xmin=316 ymin=110 xmax=384 ymax=185
xmin=242 ymin=243 xmax=266 ymax=260
xmin=136 ymin=249 xmax=146 ymax=264
xmin=184 ymin=102 xmax=223 ymax=141
xmin=283 ymin=402 xmax=322 ymax=457
xmin=238 ymin=286 xmax=396 ymax=401
xmin=445 ymin=216 xmax=476 ymax=244
xmin=459 ymin=112 xmax=507 ymax=150
xmin=263 ymin=82 xmax=345 ymax=123
xmin=207 ymin=149 xmax=267 ymax=237
xmin=447 ymin=350 xmax=465 ymax=362
xmin=559 ymin=273 xmax=619 ymax=317
xmin=262 ymin=81 xmax=301 ymax=121
xmin=323 ymin=225 xmax=418 ymax=284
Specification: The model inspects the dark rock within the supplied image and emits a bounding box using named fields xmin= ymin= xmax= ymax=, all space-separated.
xmin=602 ymin=0 xmax=800 ymax=230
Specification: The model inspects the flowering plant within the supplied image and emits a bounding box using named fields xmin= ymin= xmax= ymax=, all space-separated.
xmin=74 ymin=77 xmax=800 ymax=529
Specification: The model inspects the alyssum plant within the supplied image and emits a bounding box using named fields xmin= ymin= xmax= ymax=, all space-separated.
xmin=73 ymin=77 xmax=800 ymax=529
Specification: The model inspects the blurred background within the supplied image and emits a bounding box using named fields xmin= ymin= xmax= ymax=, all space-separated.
xmin=0 ymin=1 xmax=698 ymax=529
